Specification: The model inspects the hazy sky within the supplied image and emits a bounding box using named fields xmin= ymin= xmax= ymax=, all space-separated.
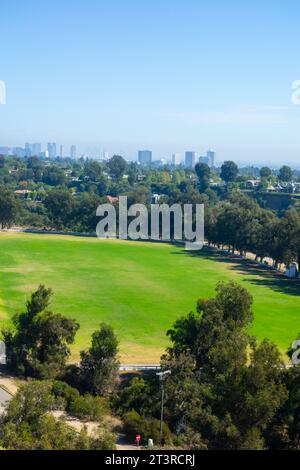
xmin=1 ymin=0 xmax=300 ymax=165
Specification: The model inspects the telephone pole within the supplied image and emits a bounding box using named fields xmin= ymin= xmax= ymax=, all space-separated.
xmin=156 ymin=370 xmax=171 ymax=438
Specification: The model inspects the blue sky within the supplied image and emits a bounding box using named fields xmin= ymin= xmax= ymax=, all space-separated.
xmin=0 ymin=0 xmax=300 ymax=165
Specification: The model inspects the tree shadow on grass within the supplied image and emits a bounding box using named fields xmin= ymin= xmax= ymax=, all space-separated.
xmin=171 ymin=245 xmax=300 ymax=298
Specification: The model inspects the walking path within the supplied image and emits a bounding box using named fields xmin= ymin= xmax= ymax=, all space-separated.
xmin=0 ymin=386 xmax=13 ymax=415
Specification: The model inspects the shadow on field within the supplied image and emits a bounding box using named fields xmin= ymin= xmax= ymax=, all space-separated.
xmin=171 ymin=246 xmax=300 ymax=297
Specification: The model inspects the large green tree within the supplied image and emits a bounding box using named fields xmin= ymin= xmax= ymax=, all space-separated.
xmin=3 ymin=285 xmax=79 ymax=378
xmin=220 ymin=161 xmax=239 ymax=183
xmin=83 ymin=160 xmax=102 ymax=182
xmin=195 ymin=162 xmax=211 ymax=192
xmin=0 ymin=186 xmax=20 ymax=229
xmin=79 ymin=323 xmax=119 ymax=396
xmin=72 ymin=192 xmax=102 ymax=233
xmin=108 ymin=155 xmax=127 ymax=181
xmin=164 ymin=282 xmax=287 ymax=449
xmin=43 ymin=167 xmax=66 ymax=186
xmin=44 ymin=189 xmax=75 ymax=229
xmin=278 ymin=165 xmax=293 ymax=183
xmin=260 ymin=166 xmax=272 ymax=179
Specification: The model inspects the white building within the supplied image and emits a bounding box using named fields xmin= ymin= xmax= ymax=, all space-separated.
xmin=285 ymin=262 xmax=299 ymax=279
xmin=172 ymin=153 xmax=181 ymax=165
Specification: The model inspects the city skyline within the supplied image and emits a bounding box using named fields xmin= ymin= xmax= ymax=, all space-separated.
xmin=1 ymin=141 xmax=300 ymax=169
xmin=0 ymin=139 xmax=299 ymax=167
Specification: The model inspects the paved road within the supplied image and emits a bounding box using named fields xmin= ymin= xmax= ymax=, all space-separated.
xmin=0 ymin=386 xmax=12 ymax=414
xmin=120 ymin=364 xmax=160 ymax=371
xmin=116 ymin=434 xmax=141 ymax=451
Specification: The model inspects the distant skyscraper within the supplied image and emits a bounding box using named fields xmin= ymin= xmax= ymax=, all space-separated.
xmin=199 ymin=150 xmax=216 ymax=167
xmin=47 ymin=142 xmax=57 ymax=159
xmin=13 ymin=147 xmax=26 ymax=158
xmin=199 ymin=156 xmax=209 ymax=165
xmin=185 ymin=151 xmax=196 ymax=168
xmin=60 ymin=144 xmax=64 ymax=158
xmin=0 ymin=147 xmax=10 ymax=155
xmin=207 ymin=150 xmax=216 ymax=167
xmin=25 ymin=143 xmax=31 ymax=156
xmin=138 ymin=150 xmax=152 ymax=166
xmin=172 ymin=153 xmax=181 ymax=165
xmin=24 ymin=143 xmax=41 ymax=157
xmin=70 ymin=145 xmax=76 ymax=159
xmin=32 ymin=143 xmax=41 ymax=156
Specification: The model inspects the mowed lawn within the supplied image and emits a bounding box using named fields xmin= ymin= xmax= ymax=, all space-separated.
xmin=0 ymin=232 xmax=299 ymax=363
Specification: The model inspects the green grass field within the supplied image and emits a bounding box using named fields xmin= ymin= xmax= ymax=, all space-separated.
xmin=0 ymin=232 xmax=299 ymax=363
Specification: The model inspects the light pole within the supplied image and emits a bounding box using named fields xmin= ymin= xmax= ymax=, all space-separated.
xmin=156 ymin=370 xmax=171 ymax=438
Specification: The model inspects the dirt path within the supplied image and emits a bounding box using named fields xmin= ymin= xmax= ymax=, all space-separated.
xmin=52 ymin=411 xmax=138 ymax=450
xmin=52 ymin=410 xmax=101 ymax=435
xmin=0 ymin=373 xmax=23 ymax=395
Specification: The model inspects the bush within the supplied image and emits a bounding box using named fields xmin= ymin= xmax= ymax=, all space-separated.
xmin=91 ymin=428 xmax=117 ymax=450
xmin=0 ymin=414 xmax=116 ymax=450
xmin=51 ymin=380 xmax=80 ymax=410
xmin=123 ymin=410 xmax=173 ymax=446
xmin=122 ymin=410 xmax=141 ymax=436
xmin=69 ymin=394 xmax=108 ymax=422
xmin=51 ymin=381 xmax=109 ymax=421
xmin=114 ymin=376 xmax=156 ymax=416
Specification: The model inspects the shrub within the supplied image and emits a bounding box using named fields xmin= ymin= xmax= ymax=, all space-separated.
xmin=51 ymin=381 xmax=109 ymax=421
xmin=51 ymin=380 xmax=80 ymax=410
xmin=123 ymin=410 xmax=173 ymax=446
xmin=69 ymin=394 xmax=108 ymax=422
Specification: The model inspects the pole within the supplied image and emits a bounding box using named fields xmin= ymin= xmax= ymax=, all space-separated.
xmin=156 ymin=370 xmax=171 ymax=441
xmin=160 ymin=382 xmax=164 ymax=437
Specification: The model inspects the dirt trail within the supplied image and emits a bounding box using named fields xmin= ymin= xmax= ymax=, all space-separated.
xmin=0 ymin=373 xmax=22 ymax=395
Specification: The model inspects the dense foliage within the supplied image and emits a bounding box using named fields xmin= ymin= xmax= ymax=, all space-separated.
xmin=114 ymin=282 xmax=300 ymax=450
xmin=2 ymin=285 xmax=79 ymax=378
xmin=0 ymin=381 xmax=115 ymax=450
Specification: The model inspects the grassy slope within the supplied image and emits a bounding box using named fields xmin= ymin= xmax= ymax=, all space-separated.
xmin=0 ymin=232 xmax=299 ymax=363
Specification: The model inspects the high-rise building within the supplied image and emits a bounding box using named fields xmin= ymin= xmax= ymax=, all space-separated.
xmin=47 ymin=142 xmax=57 ymax=159
xmin=33 ymin=143 xmax=41 ymax=156
xmin=138 ymin=150 xmax=152 ymax=166
xmin=172 ymin=153 xmax=181 ymax=165
xmin=199 ymin=150 xmax=216 ymax=168
xmin=185 ymin=151 xmax=196 ymax=168
xmin=24 ymin=143 xmax=41 ymax=157
xmin=13 ymin=147 xmax=26 ymax=158
xmin=24 ymin=143 xmax=30 ymax=156
xmin=60 ymin=145 xmax=64 ymax=158
xmin=0 ymin=147 xmax=10 ymax=155
xmin=70 ymin=145 xmax=76 ymax=159
xmin=207 ymin=150 xmax=216 ymax=168
xmin=199 ymin=156 xmax=209 ymax=165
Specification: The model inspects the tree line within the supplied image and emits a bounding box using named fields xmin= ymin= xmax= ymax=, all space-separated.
xmin=1 ymin=183 xmax=299 ymax=270
xmin=205 ymin=193 xmax=300 ymax=269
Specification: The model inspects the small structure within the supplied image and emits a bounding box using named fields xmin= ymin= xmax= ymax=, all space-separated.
xmin=152 ymin=194 xmax=168 ymax=204
xmin=246 ymin=179 xmax=260 ymax=189
xmin=0 ymin=341 xmax=6 ymax=365
xmin=107 ymin=195 xmax=119 ymax=204
xmin=14 ymin=189 xmax=33 ymax=199
xmin=148 ymin=438 xmax=154 ymax=449
xmin=285 ymin=262 xmax=299 ymax=279
xmin=137 ymin=175 xmax=146 ymax=182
